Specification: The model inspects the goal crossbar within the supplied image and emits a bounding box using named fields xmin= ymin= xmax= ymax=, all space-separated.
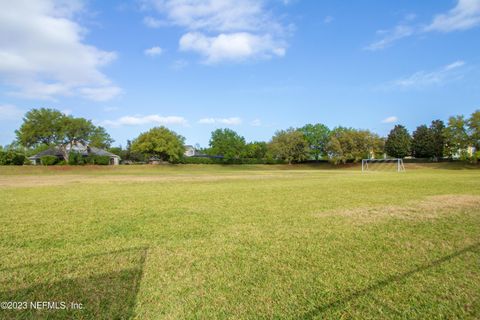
xmin=361 ymin=158 xmax=405 ymax=172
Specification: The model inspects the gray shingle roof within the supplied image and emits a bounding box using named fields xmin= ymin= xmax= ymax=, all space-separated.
xmin=29 ymin=145 xmax=120 ymax=160
xmin=28 ymin=147 xmax=63 ymax=159
xmin=88 ymin=146 xmax=120 ymax=157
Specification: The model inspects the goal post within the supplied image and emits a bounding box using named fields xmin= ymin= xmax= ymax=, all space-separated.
xmin=361 ymin=158 xmax=405 ymax=172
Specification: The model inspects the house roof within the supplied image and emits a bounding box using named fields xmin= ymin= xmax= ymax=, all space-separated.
xmin=28 ymin=147 xmax=63 ymax=159
xmin=88 ymin=146 xmax=120 ymax=158
xmin=29 ymin=145 xmax=120 ymax=159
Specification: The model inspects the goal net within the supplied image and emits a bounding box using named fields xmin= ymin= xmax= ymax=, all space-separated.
xmin=361 ymin=158 xmax=406 ymax=172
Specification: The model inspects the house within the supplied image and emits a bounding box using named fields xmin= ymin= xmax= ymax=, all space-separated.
xmin=184 ymin=145 xmax=197 ymax=157
xmin=29 ymin=142 xmax=121 ymax=165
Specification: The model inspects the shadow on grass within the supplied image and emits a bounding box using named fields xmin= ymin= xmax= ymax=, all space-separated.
xmin=0 ymin=247 xmax=147 ymax=319
xmin=302 ymin=242 xmax=480 ymax=319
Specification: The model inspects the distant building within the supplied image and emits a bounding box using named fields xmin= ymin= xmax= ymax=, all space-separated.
xmin=183 ymin=145 xmax=223 ymax=159
xmin=184 ymin=145 xmax=198 ymax=157
xmin=28 ymin=142 xmax=120 ymax=165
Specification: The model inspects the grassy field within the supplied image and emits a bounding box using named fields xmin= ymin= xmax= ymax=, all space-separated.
xmin=0 ymin=164 xmax=479 ymax=319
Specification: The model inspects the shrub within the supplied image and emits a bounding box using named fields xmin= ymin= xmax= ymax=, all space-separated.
xmin=68 ymin=152 xmax=85 ymax=165
xmin=474 ymin=151 xmax=480 ymax=163
xmin=180 ymin=156 xmax=217 ymax=164
xmin=40 ymin=155 xmax=58 ymax=166
xmin=70 ymin=154 xmax=112 ymax=165
xmin=89 ymin=155 xmax=110 ymax=165
xmin=0 ymin=151 xmax=6 ymax=165
xmin=179 ymin=156 xmax=285 ymax=165
xmin=0 ymin=150 xmax=25 ymax=165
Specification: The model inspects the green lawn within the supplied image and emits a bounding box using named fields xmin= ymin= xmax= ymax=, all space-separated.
xmin=0 ymin=164 xmax=479 ymax=319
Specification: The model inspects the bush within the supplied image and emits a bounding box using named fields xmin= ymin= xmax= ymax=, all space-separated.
xmin=68 ymin=152 xmax=85 ymax=165
xmin=0 ymin=151 xmax=6 ymax=165
xmin=180 ymin=156 xmax=218 ymax=164
xmin=40 ymin=155 xmax=58 ymax=166
xmin=68 ymin=153 xmax=112 ymax=165
xmin=0 ymin=150 xmax=25 ymax=165
xmin=88 ymin=155 xmax=110 ymax=165
xmin=473 ymin=151 xmax=480 ymax=163
xmin=179 ymin=156 xmax=285 ymax=165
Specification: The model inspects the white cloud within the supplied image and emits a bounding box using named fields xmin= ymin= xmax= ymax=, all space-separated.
xmin=444 ymin=60 xmax=466 ymax=70
xmin=0 ymin=0 xmax=121 ymax=101
xmin=143 ymin=0 xmax=289 ymax=63
xmin=425 ymin=0 xmax=480 ymax=32
xmin=250 ymin=119 xmax=262 ymax=126
xmin=366 ymin=0 xmax=480 ymax=51
xmin=198 ymin=117 xmax=242 ymax=125
xmin=391 ymin=60 xmax=466 ymax=88
xmin=143 ymin=16 xmax=166 ymax=28
xmin=381 ymin=116 xmax=398 ymax=124
xmin=145 ymin=0 xmax=275 ymax=32
xmin=103 ymin=115 xmax=188 ymax=127
xmin=180 ymin=32 xmax=285 ymax=63
xmin=144 ymin=46 xmax=163 ymax=57
xmin=0 ymin=104 xmax=24 ymax=120
xmin=365 ymin=25 xmax=414 ymax=51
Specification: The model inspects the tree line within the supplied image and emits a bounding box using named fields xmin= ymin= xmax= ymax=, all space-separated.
xmin=1 ymin=108 xmax=479 ymax=165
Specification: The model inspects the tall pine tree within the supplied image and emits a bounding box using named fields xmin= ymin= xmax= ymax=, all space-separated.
xmin=385 ymin=125 xmax=411 ymax=158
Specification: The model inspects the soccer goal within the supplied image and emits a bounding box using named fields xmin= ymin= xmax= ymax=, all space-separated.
xmin=361 ymin=158 xmax=406 ymax=172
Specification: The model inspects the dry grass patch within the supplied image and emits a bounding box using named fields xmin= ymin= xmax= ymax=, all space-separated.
xmin=0 ymin=173 xmax=286 ymax=188
xmin=317 ymin=194 xmax=480 ymax=222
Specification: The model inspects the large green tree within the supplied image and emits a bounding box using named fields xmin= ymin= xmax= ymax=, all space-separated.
xmin=412 ymin=125 xmax=435 ymax=158
xmin=208 ymin=128 xmax=246 ymax=161
xmin=131 ymin=126 xmax=185 ymax=163
xmin=89 ymin=126 xmax=114 ymax=149
xmin=299 ymin=123 xmax=330 ymax=160
xmin=385 ymin=125 xmax=411 ymax=158
xmin=16 ymin=108 xmax=113 ymax=161
xmin=468 ymin=110 xmax=480 ymax=150
xmin=326 ymin=127 xmax=383 ymax=164
xmin=444 ymin=115 xmax=469 ymax=158
xmin=269 ymin=128 xmax=309 ymax=164
xmin=243 ymin=141 xmax=268 ymax=160
xmin=430 ymin=120 xmax=445 ymax=159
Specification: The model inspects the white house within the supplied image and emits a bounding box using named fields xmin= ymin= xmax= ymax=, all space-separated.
xmin=184 ymin=145 xmax=196 ymax=157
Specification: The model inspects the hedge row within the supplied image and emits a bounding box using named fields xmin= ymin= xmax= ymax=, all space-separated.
xmin=37 ymin=153 xmax=112 ymax=165
xmin=68 ymin=153 xmax=111 ymax=165
xmin=178 ymin=157 xmax=286 ymax=165
xmin=40 ymin=155 xmax=58 ymax=165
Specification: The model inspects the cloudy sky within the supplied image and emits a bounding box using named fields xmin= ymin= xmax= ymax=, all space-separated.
xmin=1 ymin=0 xmax=479 ymax=147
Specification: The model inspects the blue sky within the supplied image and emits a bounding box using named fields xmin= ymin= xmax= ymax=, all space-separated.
xmin=1 ymin=0 xmax=479 ymax=148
